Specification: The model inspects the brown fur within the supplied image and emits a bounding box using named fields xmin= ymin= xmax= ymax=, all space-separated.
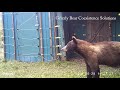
xmin=61 ymin=36 xmax=120 ymax=78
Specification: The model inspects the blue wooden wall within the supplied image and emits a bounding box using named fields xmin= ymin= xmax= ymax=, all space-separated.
xmin=3 ymin=12 xmax=65 ymax=62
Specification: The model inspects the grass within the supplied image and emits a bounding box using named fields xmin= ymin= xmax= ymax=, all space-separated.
xmin=0 ymin=60 xmax=86 ymax=78
xmin=0 ymin=59 xmax=119 ymax=78
xmin=100 ymin=65 xmax=120 ymax=78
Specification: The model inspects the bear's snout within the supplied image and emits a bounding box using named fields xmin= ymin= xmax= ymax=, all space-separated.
xmin=61 ymin=46 xmax=67 ymax=52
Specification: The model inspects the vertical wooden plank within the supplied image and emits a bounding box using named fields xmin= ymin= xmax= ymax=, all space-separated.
xmin=12 ymin=12 xmax=16 ymax=60
xmin=2 ymin=12 xmax=6 ymax=60
xmin=56 ymin=12 xmax=66 ymax=60
xmin=111 ymin=12 xmax=117 ymax=41
xmin=39 ymin=12 xmax=44 ymax=62
xmin=51 ymin=12 xmax=56 ymax=60
xmin=86 ymin=12 xmax=92 ymax=41
xmin=54 ymin=12 xmax=57 ymax=60
xmin=48 ymin=12 xmax=53 ymax=60
xmin=108 ymin=21 xmax=112 ymax=41
xmin=42 ymin=12 xmax=51 ymax=61
xmin=35 ymin=12 xmax=41 ymax=62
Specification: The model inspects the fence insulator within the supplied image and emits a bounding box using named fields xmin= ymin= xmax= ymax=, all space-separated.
xmin=55 ymin=37 xmax=61 ymax=39
xmin=56 ymin=45 xmax=61 ymax=47
xmin=57 ymin=53 xmax=62 ymax=56
xmin=55 ymin=25 xmax=60 ymax=28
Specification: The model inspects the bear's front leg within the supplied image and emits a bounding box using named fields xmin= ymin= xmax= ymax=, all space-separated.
xmin=86 ymin=64 xmax=92 ymax=78
xmin=86 ymin=56 xmax=100 ymax=78
xmin=91 ymin=68 xmax=100 ymax=78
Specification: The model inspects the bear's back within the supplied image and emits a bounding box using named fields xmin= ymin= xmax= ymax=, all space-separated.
xmin=93 ymin=41 xmax=120 ymax=66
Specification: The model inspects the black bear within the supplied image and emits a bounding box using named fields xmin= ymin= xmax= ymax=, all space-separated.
xmin=61 ymin=36 xmax=120 ymax=78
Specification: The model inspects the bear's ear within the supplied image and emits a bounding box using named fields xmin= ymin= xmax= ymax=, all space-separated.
xmin=72 ymin=36 xmax=77 ymax=44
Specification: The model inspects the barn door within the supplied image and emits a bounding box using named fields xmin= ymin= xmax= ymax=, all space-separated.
xmin=86 ymin=12 xmax=112 ymax=42
xmin=14 ymin=12 xmax=41 ymax=62
xmin=87 ymin=20 xmax=112 ymax=42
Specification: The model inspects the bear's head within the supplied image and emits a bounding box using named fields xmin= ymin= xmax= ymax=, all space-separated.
xmin=61 ymin=36 xmax=78 ymax=52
